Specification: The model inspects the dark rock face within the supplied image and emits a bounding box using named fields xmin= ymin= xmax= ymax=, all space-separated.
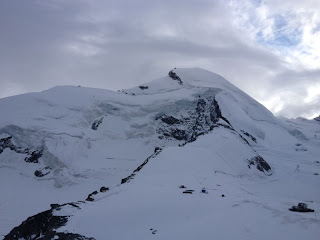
xmin=121 ymin=149 xmax=162 ymax=184
xmin=91 ymin=117 xmax=104 ymax=130
xmin=170 ymin=129 xmax=187 ymax=141
xmin=50 ymin=204 xmax=60 ymax=209
xmin=0 ymin=136 xmax=14 ymax=154
xmin=157 ymin=96 xmax=231 ymax=143
xmin=139 ymin=85 xmax=149 ymax=90
xmin=289 ymin=203 xmax=314 ymax=212
xmin=314 ymin=115 xmax=320 ymax=122
xmin=168 ymin=70 xmax=183 ymax=85
xmin=0 ymin=135 xmax=44 ymax=164
xmin=154 ymin=147 xmax=162 ymax=153
xmin=248 ymin=155 xmax=272 ymax=175
xmin=25 ymin=149 xmax=43 ymax=163
xmin=4 ymin=202 xmax=94 ymax=240
xmin=0 ymin=135 xmax=27 ymax=155
xmin=100 ymin=186 xmax=109 ymax=192
xmin=86 ymin=191 xmax=99 ymax=201
xmin=34 ymin=167 xmax=51 ymax=177
xmin=241 ymin=130 xmax=257 ymax=143
xmin=183 ymin=190 xmax=193 ymax=194
xmin=211 ymin=98 xmax=231 ymax=125
xmin=86 ymin=196 xmax=94 ymax=201
xmin=160 ymin=115 xmax=180 ymax=125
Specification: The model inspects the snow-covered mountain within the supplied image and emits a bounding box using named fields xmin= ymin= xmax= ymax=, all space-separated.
xmin=1 ymin=68 xmax=320 ymax=239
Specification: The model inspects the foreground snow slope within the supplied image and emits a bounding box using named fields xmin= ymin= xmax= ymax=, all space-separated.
xmin=61 ymin=128 xmax=320 ymax=240
xmin=1 ymin=68 xmax=320 ymax=238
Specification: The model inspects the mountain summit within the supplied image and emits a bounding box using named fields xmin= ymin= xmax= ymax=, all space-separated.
xmin=1 ymin=68 xmax=320 ymax=239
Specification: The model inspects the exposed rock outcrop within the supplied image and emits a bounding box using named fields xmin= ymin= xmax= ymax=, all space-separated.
xmin=0 ymin=134 xmax=43 ymax=163
xmin=168 ymin=70 xmax=183 ymax=85
xmin=121 ymin=149 xmax=162 ymax=184
xmin=91 ymin=117 xmax=104 ymax=130
xmin=86 ymin=191 xmax=99 ymax=202
xmin=34 ymin=167 xmax=51 ymax=177
xmin=157 ymin=96 xmax=231 ymax=143
xmin=4 ymin=202 xmax=94 ymax=240
xmin=241 ymin=130 xmax=257 ymax=143
xmin=24 ymin=149 xmax=43 ymax=163
xmin=248 ymin=155 xmax=272 ymax=175
xmin=159 ymin=115 xmax=180 ymax=125
xmin=139 ymin=85 xmax=149 ymax=90
xmin=100 ymin=186 xmax=109 ymax=192
xmin=0 ymin=135 xmax=27 ymax=155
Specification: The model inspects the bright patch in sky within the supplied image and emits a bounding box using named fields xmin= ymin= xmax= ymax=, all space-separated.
xmin=305 ymin=84 xmax=320 ymax=104
xmin=230 ymin=0 xmax=320 ymax=69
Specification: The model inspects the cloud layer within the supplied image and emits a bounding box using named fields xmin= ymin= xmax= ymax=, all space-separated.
xmin=0 ymin=0 xmax=319 ymax=118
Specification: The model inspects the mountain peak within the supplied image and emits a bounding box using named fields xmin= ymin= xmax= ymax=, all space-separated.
xmin=124 ymin=67 xmax=237 ymax=96
xmin=168 ymin=67 xmax=232 ymax=88
xmin=1 ymin=67 xmax=320 ymax=239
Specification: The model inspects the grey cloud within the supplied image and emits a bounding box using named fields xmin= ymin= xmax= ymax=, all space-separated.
xmin=277 ymin=95 xmax=320 ymax=119
xmin=264 ymin=69 xmax=320 ymax=101
xmin=0 ymin=0 xmax=319 ymax=118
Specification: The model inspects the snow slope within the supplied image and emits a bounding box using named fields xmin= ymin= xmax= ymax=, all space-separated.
xmin=61 ymin=129 xmax=320 ymax=240
xmin=1 ymin=68 xmax=320 ymax=239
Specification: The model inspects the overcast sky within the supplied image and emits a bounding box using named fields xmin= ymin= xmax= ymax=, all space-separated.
xmin=0 ymin=0 xmax=319 ymax=119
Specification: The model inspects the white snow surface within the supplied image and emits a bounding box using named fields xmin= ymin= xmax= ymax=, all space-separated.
xmin=0 ymin=68 xmax=319 ymax=238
